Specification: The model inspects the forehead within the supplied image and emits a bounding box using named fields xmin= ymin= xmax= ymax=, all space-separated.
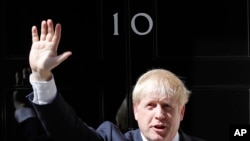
xmin=141 ymin=93 xmax=180 ymax=108
xmin=142 ymin=94 xmax=169 ymax=101
xmin=140 ymin=92 xmax=177 ymax=103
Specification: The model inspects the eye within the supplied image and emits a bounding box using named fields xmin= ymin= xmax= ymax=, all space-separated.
xmin=146 ymin=103 xmax=156 ymax=109
xmin=161 ymin=103 xmax=170 ymax=110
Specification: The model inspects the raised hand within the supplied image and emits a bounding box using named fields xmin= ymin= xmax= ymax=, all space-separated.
xmin=29 ymin=19 xmax=72 ymax=81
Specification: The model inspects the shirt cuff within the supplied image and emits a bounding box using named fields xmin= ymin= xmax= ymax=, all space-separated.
xmin=14 ymin=107 xmax=36 ymax=123
xmin=29 ymin=74 xmax=57 ymax=105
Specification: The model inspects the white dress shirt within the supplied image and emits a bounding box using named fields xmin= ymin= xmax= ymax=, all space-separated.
xmin=14 ymin=74 xmax=57 ymax=123
xmin=29 ymin=74 xmax=57 ymax=105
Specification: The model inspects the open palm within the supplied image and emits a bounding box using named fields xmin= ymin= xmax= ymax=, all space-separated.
xmin=29 ymin=19 xmax=72 ymax=80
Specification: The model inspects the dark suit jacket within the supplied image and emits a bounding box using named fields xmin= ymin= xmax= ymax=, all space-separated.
xmin=28 ymin=92 xmax=206 ymax=141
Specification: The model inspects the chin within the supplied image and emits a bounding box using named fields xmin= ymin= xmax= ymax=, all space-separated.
xmin=148 ymin=134 xmax=166 ymax=141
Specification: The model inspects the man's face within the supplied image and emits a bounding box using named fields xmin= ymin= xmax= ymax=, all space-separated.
xmin=133 ymin=93 xmax=185 ymax=141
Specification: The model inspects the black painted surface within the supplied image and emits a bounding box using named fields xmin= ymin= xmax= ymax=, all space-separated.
xmin=1 ymin=0 xmax=249 ymax=141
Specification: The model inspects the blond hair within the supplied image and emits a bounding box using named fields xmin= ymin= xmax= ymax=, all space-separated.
xmin=132 ymin=69 xmax=191 ymax=107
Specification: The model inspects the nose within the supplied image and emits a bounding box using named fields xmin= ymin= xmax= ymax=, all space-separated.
xmin=155 ymin=105 xmax=165 ymax=120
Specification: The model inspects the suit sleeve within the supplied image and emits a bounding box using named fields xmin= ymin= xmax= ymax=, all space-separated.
xmin=28 ymin=92 xmax=102 ymax=141
xmin=96 ymin=121 xmax=127 ymax=141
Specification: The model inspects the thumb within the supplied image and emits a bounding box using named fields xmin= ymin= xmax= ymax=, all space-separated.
xmin=55 ymin=51 xmax=72 ymax=66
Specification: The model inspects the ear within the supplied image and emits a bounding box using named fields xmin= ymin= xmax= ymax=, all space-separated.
xmin=180 ymin=105 xmax=185 ymax=121
xmin=133 ymin=104 xmax=138 ymax=121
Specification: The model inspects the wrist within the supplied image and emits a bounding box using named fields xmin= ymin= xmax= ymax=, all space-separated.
xmin=30 ymin=71 xmax=52 ymax=81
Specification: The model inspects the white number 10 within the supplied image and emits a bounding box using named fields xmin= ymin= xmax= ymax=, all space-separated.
xmin=113 ymin=12 xmax=153 ymax=36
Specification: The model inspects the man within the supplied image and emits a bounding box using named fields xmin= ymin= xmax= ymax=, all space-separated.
xmin=19 ymin=19 xmax=206 ymax=141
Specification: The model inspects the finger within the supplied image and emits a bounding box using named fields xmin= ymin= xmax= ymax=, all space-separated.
xmin=27 ymin=67 xmax=31 ymax=74
xmin=22 ymin=68 xmax=29 ymax=79
xmin=52 ymin=23 xmax=62 ymax=51
xmin=54 ymin=51 xmax=72 ymax=67
xmin=46 ymin=19 xmax=54 ymax=41
xmin=22 ymin=68 xmax=29 ymax=85
xmin=15 ymin=72 xmax=20 ymax=85
xmin=40 ymin=20 xmax=47 ymax=41
xmin=31 ymin=26 xmax=39 ymax=42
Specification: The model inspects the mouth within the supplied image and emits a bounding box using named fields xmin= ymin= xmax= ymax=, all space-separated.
xmin=154 ymin=125 xmax=166 ymax=129
xmin=152 ymin=124 xmax=167 ymax=134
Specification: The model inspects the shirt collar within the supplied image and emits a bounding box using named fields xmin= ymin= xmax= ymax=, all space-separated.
xmin=140 ymin=131 xmax=179 ymax=141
